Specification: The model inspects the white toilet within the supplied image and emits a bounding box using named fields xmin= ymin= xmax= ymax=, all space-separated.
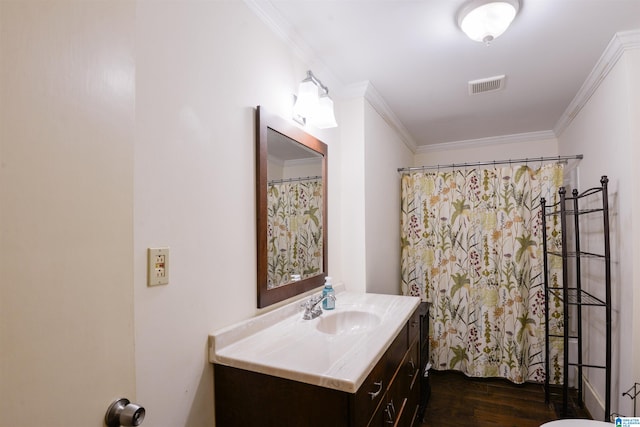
xmin=540 ymin=420 xmax=611 ymax=426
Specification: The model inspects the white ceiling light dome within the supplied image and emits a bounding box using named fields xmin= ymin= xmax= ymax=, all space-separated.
xmin=458 ymin=0 xmax=520 ymax=45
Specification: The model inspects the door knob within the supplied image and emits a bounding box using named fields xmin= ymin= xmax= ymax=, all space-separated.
xmin=105 ymin=398 xmax=145 ymax=427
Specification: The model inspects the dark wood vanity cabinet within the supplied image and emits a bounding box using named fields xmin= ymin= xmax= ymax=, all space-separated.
xmin=214 ymin=304 xmax=425 ymax=427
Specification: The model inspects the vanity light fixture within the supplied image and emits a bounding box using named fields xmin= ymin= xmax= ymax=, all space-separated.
xmin=293 ymin=70 xmax=338 ymax=129
xmin=457 ymin=0 xmax=520 ymax=45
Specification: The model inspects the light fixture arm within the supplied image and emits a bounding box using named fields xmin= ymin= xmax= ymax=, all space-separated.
xmin=304 ymin=70 xmax=329 ymax=96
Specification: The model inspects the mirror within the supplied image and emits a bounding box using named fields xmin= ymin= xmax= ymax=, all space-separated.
xmin=256 ymin=106 xmax=328 ymax=308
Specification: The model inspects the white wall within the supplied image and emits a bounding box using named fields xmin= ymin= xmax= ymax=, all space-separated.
xmin=630 ymin=48 xmax=640 ymax=387
xmin=1 ymin=1 xmax=343 ymax=426
xmin=557 ymin=40 xmax=639 ymax=420
xmin=339 ymin=96 xmax=367 ymax=293
xmin=363 ymin=101 xmax=414 ymax=295
xmin=338 ymin=92 xmax=414 ymax=296
xmin=413 ymin=136 xmax=558 ymax=166
xmin=134 ymin=2 xmax=341 ymax=426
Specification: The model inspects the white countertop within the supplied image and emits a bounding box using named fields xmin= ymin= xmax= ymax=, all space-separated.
xmin=208 ymin=288 xmax=421 ymax=393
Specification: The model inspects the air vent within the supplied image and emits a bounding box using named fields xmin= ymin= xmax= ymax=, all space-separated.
xmin=468 ymin=75 xmax=506 ymax=95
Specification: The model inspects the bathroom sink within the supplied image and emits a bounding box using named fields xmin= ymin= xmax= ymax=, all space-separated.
xmin=316 ymin=310 xmax=381 ymax=335
xmin=210 ymin=288 xmax=421 ymax=393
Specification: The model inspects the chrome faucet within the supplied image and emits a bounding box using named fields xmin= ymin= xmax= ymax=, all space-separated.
xmin=301 ymin=294 xmax=337 ymax=320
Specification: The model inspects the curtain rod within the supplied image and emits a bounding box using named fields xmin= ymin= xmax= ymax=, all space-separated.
xmin=268 ymin=175 xmax=321 ymax=185
xmin=397 ymin=154 xmax=583 ymax=173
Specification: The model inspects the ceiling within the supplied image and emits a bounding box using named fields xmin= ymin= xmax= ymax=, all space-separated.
xmin=255 ymin=0 xmax=640 ymax=149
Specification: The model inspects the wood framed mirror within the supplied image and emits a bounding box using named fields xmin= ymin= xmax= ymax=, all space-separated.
xmin=256 ymin=106 xmax=328 ymax=308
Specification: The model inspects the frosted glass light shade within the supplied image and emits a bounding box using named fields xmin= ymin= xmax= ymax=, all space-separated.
xmin=293 ymin=70 xmax=338 ymax=128
xmin=459 ymin=0 xmax=519 ymax=44
xmin=311 ymin=95 xmax=338 ymax=129
xmin=293 ymin=79 xmax=319 ymax=119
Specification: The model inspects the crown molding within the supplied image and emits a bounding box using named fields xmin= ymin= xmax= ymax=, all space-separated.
xmin=342 ymin=81 xmax=418 ymax=153
xmin=243 ymin=0 xmax=342 ymax=93
xmin=244 ymin=0 xmax=313 ymax=64
xmin=364 ymin=83 xmax=418 ymax=153
xmin=341 ymin=81 xmax=369 ymax=99
xmin=416 ymin=130 xmax=557 ymax=153
xmin=555 ymin=29 xmax=640 ymax=137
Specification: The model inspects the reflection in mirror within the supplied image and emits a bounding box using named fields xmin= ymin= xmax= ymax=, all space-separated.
xmin=256 ymin=106 xmax=328 ymax=308
xmin=267 ymin=130 xmax=323 ymax=289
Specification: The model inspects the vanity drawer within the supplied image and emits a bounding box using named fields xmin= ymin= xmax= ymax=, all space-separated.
xmin=405 ymin=340 xmax=420 ymax=424
xmin=406 ymin=338 xmax=420 ymax=392
xmin=354 ymin=351 xmax=387 ymax=425
xmin=368 ymin=388 xmax=407 ymax=427
xmin=371 ymin=339 xmax=420 ymax=427
xmin=353 ymin=324 xmax=407 ymax=425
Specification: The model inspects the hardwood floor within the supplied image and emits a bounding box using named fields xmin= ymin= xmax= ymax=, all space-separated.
xmin=419 ymin=370 xmax=591 ymax=427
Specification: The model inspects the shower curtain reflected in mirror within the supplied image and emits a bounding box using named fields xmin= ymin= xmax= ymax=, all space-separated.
xmin=267 ymin=178 xmax=323 ymax=289
xmin=401 ymin=163 xmax=564 ymax=384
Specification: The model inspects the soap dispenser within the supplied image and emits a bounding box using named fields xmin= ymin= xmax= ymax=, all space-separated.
xmin=322 ymin=276 xmax=335 ymax=310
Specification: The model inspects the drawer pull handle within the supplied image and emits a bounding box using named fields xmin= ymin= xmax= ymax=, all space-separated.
xmin=384 ymin=406 xmax=393 ymax=423
xmin=368 ymin=381 xmax=383 ymax=400
xmin=385 ymin=400 xmax=396 ymax=424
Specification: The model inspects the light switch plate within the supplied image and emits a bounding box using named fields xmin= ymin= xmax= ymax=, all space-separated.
xmin=148 ymin=247 xmax=169 ymax=286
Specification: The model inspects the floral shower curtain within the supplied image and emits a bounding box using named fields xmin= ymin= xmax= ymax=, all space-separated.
xmin=267 ymin=178 xmax=323 ymax=289
xmin=400 ymin=163 xmax=564 ymax=384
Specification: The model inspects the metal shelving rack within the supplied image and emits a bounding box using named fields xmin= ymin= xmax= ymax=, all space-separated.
xmin=541 ymin=176 xmax=611 ymax=421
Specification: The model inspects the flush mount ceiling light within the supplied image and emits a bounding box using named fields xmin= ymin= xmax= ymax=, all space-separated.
xmin=293 ymin=70 xmax=338 ymax=129
xmin=457 ymin=0 xmax=520 ymax=45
